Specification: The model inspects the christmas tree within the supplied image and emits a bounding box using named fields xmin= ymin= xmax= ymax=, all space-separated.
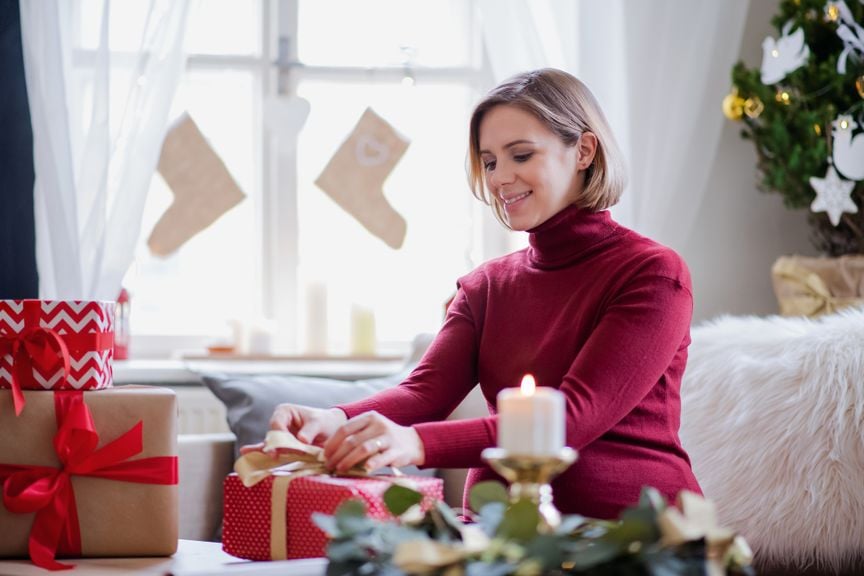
xmin=725 ymin=0 xmax=864 ymax=256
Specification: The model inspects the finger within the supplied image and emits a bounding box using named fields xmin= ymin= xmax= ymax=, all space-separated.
xmin=365 ymin=447 xmax=399 ymax=472
xmin=296 ymin=420 xmax=322 ymax=445
xmin=323 ymin=413 xmax=377 ymax=458
xmin=239 ymin=442 xmax=265 ymax=455
xmin=331 ymin=435 xmax=387 ymax=473
xmin=269 ymin=405 xmax=296 ymax=431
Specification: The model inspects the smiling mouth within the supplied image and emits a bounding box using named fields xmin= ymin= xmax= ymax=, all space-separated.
xmin=503 ymin=191 xmax=532 ymax=206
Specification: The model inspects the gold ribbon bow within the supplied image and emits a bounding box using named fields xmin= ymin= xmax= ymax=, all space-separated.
xmin=233 ymin=430 xmax=371 ymax=560
xmin=772 ymin=259 xmax=864 ymax=317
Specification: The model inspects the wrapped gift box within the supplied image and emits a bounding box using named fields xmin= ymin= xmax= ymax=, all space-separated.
xmin=0 ymin=386 xmax=178 ymax=569
xmin=223 ymin=473 xmax=444 ymax=560
xmin=0 ymin=300 xmax=115 ymax=395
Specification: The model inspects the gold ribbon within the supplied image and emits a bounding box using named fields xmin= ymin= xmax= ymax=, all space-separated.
xmin=233 ymin=430 xmax=370 ymax=560
xmin=771 ymin=259 xmax=864 ymax=317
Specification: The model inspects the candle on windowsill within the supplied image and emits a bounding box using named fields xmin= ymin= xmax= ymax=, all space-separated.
xmin=350 ymin=304 xmax=376 ymax=356
xmin=497 ymin=374 xmax=565 ymax=456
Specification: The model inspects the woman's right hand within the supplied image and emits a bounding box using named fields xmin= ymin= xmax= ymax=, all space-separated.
xmin=270 ymin=404 xmax=348 ymax=446
xmin=239 ymin=405 xmax=348 ymax=455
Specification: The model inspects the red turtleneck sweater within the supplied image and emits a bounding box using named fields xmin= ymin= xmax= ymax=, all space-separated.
xmin=337 ymin=204 xmax=702 ymax=519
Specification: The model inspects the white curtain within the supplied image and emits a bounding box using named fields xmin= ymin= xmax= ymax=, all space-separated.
xmin=478 ymin=0 xmax=750 ymax=253
xmin=20 ymin=0 xmax=189 ymax=300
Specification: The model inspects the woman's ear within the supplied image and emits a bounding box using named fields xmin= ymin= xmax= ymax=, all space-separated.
xmin=577 ymin=132 xmax=597 ymax=171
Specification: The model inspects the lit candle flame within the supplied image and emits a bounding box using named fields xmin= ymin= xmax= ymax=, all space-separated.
xmin=520 ymin=374 xmax=536 ymax=396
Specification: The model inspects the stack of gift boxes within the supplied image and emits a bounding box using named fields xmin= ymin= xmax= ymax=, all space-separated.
xmin=0 ymin=299 xmax=178 ymax=571
xmin=0 ymin=298 xmax=445 ymax=568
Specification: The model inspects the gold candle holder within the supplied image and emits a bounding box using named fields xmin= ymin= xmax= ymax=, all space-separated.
xmin=481 ymin=447 xmax=578 ymax=533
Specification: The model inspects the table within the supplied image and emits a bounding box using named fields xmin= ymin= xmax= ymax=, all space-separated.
xmin=0 ymin=540 xmax=327 ymax=576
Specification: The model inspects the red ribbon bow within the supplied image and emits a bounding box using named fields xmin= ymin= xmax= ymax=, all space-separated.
xmin=0 ymin=301 xmax=114 ymax=416
xmin=0 ymin=392 xmax=178 ymax=571
xmin=0 ymin=328 xmax=71 ymax=416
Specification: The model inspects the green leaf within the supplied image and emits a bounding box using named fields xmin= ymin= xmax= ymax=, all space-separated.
xmin=469 ymin=481 xmax=509 ymax=512
xmin=563 ymin=539 xmax=621 ymax=570
xmin=523 ymin=534 xmax=564 ymax=571
xmin=466 ymin=561 xmax=516 ymax=576
xmin=554 ymin=514 xmax=587 ymax=536
xmin=638 ymin=487 xmax=667 ymax=514
xmin=498 ymin=499 xmax=539 ymax=542
xmin=477 ymin=501 xmax=506 ymax=537
xmin=326 ymin=539 xmax=370 ymax=563
xmin=435 ymin=499 xmax=466 ymax=533
xmin=607 ymin=506 xmax=660 ymax=545
xmin=336 ymin=499 xmax=367 ymax=518
xmin=312 ymin=513 xmax=340 ymax=538
xmin=383 ymin=483 xmax=423 ymax=516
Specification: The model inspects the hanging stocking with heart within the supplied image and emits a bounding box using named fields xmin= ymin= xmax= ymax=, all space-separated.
xmin=314 ymin=108 xmax=409 ymax=249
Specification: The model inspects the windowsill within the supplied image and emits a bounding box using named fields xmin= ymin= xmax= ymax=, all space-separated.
xmin=113 ymin=355 xmax=406 ymax=386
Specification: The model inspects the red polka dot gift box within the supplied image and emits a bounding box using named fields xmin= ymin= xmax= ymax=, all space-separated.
xmin=0 ymin=300 xmax=115 ymax=416
xmin=222 ymin=473 xmax=444 ymax=560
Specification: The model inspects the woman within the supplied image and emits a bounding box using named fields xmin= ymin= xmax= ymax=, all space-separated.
xmin=259 ymin=68 xmax=701 ymax=519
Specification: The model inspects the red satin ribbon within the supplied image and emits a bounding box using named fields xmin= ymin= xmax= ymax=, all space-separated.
xmin=0 ymin=392 xmax=178 ymax=571
xmin=0 ymin=302 xmax=114 ymax=416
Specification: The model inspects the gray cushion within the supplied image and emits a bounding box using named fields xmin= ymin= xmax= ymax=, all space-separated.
xmin=200 ymin=369 xmax=410 ymax=455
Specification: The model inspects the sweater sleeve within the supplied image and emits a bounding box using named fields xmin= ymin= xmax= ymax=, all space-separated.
xmin=336 ymin=286 xmax=485 ymax=433
xmin=560 ymin=272 xmax=692 ymax=451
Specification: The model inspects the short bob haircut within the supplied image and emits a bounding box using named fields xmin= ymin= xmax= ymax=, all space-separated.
xmin=468 ymin=68 xmax=627 ymax=227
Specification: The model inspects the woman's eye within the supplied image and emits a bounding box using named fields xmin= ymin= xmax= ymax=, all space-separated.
xmin=483 ymin=160 xmax=496 ymax=171
xmin=514 ymin=152 xmax=533 ymax=163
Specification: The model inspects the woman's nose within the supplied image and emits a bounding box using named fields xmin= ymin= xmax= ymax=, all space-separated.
xmin=488 ymin=162 xmax=515 ymax=188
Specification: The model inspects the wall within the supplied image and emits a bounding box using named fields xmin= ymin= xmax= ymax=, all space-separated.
xmin=681 ymin=0 xmax=816 ymax=324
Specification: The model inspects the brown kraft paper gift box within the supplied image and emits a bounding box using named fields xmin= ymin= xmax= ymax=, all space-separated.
xmin=0 ymin=386 xmax=178 ymax=560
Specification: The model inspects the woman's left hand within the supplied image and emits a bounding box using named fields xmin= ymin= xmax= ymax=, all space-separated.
xmin=323 ymin=411 xmax=425 ymax=473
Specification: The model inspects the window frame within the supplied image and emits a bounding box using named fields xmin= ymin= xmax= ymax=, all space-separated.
xmin=128 ymin=0 xmax=489 ymax=358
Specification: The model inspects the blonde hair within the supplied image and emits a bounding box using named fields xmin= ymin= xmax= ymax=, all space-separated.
xmin=467 ymin=68 xmax=628 ymax=227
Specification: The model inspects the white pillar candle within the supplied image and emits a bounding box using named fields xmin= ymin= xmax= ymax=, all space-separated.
xmin=304 ymin=282 xmax=328 ymax=355
xmin=497 ymin=375 xmax=566 ymax=456
xmin=350 ymin=304 xmax=376 ymax=356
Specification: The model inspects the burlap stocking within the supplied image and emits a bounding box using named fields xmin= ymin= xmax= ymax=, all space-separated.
xmin=314 ymin=108 xmax=409 ymax=249
xmin=148 ymin=113 xmax=245 ymax=257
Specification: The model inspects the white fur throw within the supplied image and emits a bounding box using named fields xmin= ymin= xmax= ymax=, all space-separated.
xmin=680 ymin=307 xmax=864 ymax=572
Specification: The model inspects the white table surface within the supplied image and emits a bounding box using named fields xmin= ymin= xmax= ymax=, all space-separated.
xmin=0 ymin=540 xmax=327 ymax=576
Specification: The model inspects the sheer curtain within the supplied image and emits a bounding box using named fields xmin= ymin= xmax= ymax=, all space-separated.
xmin=19 ymin=0 xmax=189 ymax=300
xmin=478 ymin=0 xmax=750 ymax=253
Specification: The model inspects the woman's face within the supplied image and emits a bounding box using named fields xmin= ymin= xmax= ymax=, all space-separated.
xmin=478 ymin=104 xmax=588 ymax=231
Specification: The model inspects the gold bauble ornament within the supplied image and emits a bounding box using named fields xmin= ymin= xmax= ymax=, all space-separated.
xmin=722 ymin=88 xmax=745 ymax=120
xmin=743 ymin=97 xmax=764 ymax=119
xmin=825 ymin=3 xmax=840 ymax=22
xmin=775 ymin=88 xmax=792 ymax=105
xmin=856 ymin=75 xmax=864 ymax=99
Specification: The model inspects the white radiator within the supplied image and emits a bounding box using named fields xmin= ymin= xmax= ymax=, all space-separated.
xmin=173 ymin=386 xmax=231 ymax=435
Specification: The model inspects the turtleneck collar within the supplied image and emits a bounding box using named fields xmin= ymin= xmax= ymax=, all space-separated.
xmin=527 ymin=204 xmax=622 ymax=269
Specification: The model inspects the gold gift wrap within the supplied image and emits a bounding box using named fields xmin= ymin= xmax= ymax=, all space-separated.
xmin=771 ymin=255 xmax=864 ymax=317
xmin=0 ymin=386 xmax=178 ymax=559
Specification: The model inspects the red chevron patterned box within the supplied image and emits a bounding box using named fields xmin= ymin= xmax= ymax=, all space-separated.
xmin=0 ymin=300 xmax=115 ymax=394
xmin=223 ymin=474 xmax=443 ymax=560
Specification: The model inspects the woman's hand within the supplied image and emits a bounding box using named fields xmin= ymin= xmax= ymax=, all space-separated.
xmin=239 ymin=404 xmax=347 ymax=455
xmin=323 ymin=411 xmax=425 ymax=473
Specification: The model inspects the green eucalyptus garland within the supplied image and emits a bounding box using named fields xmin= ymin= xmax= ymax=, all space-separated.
xmin=314 ymin=482 xmax=754 ymax=576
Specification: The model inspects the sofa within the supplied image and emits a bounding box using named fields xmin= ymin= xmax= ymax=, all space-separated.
xmin=176 ymin=308 xmax=864 ymax=575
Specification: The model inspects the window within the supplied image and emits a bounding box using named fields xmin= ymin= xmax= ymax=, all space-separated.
xmin=76 ymin=0 xmax=486 ymax=356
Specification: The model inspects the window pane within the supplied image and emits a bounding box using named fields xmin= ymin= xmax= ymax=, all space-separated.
xmin=184 ymin=0 xmax=262 ymax=56
xmin=298 ymin=0 xmax=473 ymax=68
xmin=74 ymin=0 xmax=261 ymax=56
xmin=296 ymin=81 xmax=476 ymax=351
xmin=125 ymin=70 xmax=260 ymax=336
